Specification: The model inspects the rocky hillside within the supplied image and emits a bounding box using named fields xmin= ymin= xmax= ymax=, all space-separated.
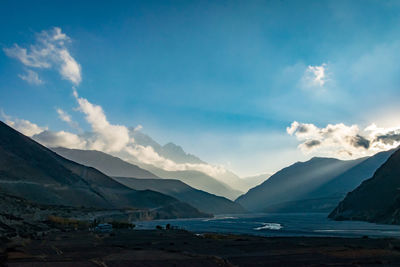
xmin=0 ymin=189 xmax=201 ymax=240
xmin=329 ymin=148 xmax=400 ymax=224
xmin=0 ymin=121 xmax=208 ymax=219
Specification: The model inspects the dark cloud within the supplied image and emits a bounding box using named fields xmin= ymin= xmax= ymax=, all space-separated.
xmin=304 ymin=140 xmax=321 ymax=148
xmin=349 ymin=134 xmax=370 ymax=149
xmin=376 ymin=132 xmax=400 ymax=145
xmin=326 ymin=128 xmax=335 ymax=133
xmin=296 ymin=124 xmax=310 ymax=133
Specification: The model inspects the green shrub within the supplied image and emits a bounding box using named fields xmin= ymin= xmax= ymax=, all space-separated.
xmin=47 ymin=215 xmax=89 ymax=230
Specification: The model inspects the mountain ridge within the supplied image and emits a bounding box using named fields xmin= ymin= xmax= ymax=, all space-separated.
xmin=138 ymin=163 xmax=243 ymax=200
xmin=0 ymin=121 xmax=208 ymax=219
xmin=52 ymin=147 xmax=159 ymax=179
xmin=236 ymin=156 xmax=365 ymax=212
xmin=113 ymin=176 xmax=246 ymax=214
xmin=131 ymin=131 xmax=252 ymax=194
xmin=52 ymin=146 xmax=243 ymax=200
xmin=329 ymin=148 xmax=400 ymax=224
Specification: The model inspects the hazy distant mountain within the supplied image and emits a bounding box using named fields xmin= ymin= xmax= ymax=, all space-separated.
xmin=137 ymin=163 xmax=243 ymax=200
xmin=113 ymin=177 xmax=246 ymax=214
xmin=240 ymin=174 xmax=271 ymax=192
xmin=51 ymin=147 xmax=245 ymax=214
xmin=132 ymin=131 xmax=205 ymax=164
xmin=215 ymin=170 xmax=259 ymax=193
xmin=236 ymin=157 xmax=365 ymax=212
xmin=329 ymin=148 xmax=400 ymax=224
xmin=51 ymin=146 xmax=242 ymax=200
xmin=52 ymin=147 xmax=159 ymax=179
xmin=0 ymin=121 xmax=208 ymax=219
xmin=132 ymin=131 xmax=250 ymax=193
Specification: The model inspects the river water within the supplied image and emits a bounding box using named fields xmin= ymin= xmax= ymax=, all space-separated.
xmin=134 ymin=213 xmax=400 ymax=238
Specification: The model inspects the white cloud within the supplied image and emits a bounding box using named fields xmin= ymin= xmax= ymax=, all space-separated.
xmin=123 ymin=143 xmax=226 ymax=177
xmin=73 ymin=91 xmax=130 ymax=152
xmin=56 ymin=108 xmax=80 ymax=130
xmin=52 ymin=27 xmax=67 ymax=41
xmin=18 ymin=70 xmax=43 ymax=85
xmin=3 ymin=114 xmax=85 ymax=149
xmin=287 ymin=121 xmax=400 ymax=158
xmin=58 ymin=49 xmax=81 ymax=85
xmin=301 ymin=64 xmax=329 ymax=90
xmin=133 ymin=124 xmax=143 ymax=132
xmin=32 ymin=130 xmax=87 ymax=149
xmin=5 ymin=118 xmax=47 ymax=137
xmin=4 ymin=27 xmax=81 ymax=85
xmin=4 ymin=44 xmax=51 ymax=68
xmin=57 ymin=108 xmax=72 ymax=123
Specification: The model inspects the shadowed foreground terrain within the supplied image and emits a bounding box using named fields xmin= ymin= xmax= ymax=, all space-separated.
xmin=3 ymin=229 xmax=400 ymax=266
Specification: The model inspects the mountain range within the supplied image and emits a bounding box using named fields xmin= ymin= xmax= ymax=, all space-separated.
xmin=51 ymin=135 xmax=398 ymax=217
xmin=132 ymin=131 xmax=206 ymax=164
xmin=113 ymin=177 xmax=246 ymax=214
xmin=236 ymin=157 xmax=367 ymax=212
xmin=4 ymin=116 xmax=400 ymax=227
xmin=0 ymin=121 xmax=208 ymax=219
xmin=52 ymin=147 xmax=246 ymax=214
xmin=130 ymin=131 xmax=260 ymax=197
xmin=52 ymin=147 xmax=159 ymax=179
xmin=136 ymin=163 xmax=243 ymax=200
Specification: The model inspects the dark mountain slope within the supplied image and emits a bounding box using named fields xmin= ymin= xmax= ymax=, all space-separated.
xmin=52 ymin=147 xmax=159 ymax=179
xmin=113 ymin=177 xmax=246 ymax=214
xmin=236 ymin=157 xmax=364 ymax=212
xmin=265 ymin=149 xmax=396 ymax=213
xmin=329 ymin=148 xmax=400 ymax=224
xmin=0 ymin=121 xmax=208 ymax=218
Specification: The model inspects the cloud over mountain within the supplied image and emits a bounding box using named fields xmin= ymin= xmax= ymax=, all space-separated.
xmin=73 ymin=89 xmax=131 ymax=153
xmin=287 ymin=121 xmax=400 ymax=158
xmin=4 ymin=117 xmax=47 ymax=137
xmin=3 ymin=93 xmax=228 ymax=178
xmin=33 ymin=130 xmax=87 ymax=149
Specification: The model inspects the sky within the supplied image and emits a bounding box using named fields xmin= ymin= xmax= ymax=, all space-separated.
xmin=1 ymin=0 xmax=400 ymax=177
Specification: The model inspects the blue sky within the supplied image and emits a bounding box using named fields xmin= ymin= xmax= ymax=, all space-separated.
xmin=2 ymin=0 xmax=400 ymax=176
